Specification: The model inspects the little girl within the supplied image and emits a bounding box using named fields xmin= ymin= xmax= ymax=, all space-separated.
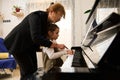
xmin=42 ymin=23 xmax=73 ymax=72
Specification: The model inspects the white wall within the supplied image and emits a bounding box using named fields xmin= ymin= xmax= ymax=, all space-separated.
xmin=73 ymin=0 xmax=95 ymax=46
xmin=0 ymin=0 xmax=27 ymax=38
xmin=0 ymin=0 xmax=3 ymax=37
xmin=0 ymin=0 xmax=95 ymax=45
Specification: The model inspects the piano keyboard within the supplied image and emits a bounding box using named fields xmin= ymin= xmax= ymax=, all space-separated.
xmin=72 ymin=50 xmax=87 ymax=67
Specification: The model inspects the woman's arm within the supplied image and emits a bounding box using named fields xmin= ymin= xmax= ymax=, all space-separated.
xmin=28 ymin=11 xmax=52 ymax=47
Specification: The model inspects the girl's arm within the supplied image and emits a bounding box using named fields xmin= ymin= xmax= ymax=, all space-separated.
xmin=42 ymin=47 xmax=67 ymax=59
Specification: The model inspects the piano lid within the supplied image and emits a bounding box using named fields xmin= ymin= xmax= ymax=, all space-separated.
xmin=82 ymin=15 xmax=120 ymax=66
xmin=82 ymin=12 xmax=120 ymax=47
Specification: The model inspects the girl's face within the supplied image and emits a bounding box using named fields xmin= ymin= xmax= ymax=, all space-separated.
xmin=48 ymin=28 xmax=59 ymax=40
xmin=48 ymin=11 xmax=63 ymax=23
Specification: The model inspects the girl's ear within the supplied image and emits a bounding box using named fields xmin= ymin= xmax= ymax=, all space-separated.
xmin=48 ymin=31 xmax=51 ymax=34
xmin=48 ymin=31 xmax=53 ymax=36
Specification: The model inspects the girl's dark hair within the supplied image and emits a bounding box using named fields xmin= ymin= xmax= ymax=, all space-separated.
xmin=44 ymin=23 xmax=59 ymax=37
xmin=47 ymin=23 xmax=59 ymax=32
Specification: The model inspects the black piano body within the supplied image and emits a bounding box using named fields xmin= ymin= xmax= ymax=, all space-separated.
xmin=42 ymin=24 xmax=120 ymax=80
xmin=41 ymin=0 xmax=120 ymax=80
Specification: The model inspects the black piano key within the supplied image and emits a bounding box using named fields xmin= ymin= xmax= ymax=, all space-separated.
xmin=72 ymin=50 xmax=87 ymax=67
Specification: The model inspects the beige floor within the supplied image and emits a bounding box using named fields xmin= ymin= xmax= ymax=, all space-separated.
xmin=0 ymin=66 xmax=20 ymax=80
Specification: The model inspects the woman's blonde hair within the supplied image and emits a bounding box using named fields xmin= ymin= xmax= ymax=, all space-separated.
xmin=47 ymin=3 xmax=65 ymax=18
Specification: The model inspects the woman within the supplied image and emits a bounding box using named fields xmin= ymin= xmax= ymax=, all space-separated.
xmin=4 ymin=3 xmax=66 ymax=80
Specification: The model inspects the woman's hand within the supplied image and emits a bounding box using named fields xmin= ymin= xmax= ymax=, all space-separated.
xmin=66 ymin=50 xmax=74 ymax=55
xmin=56 ymin=44 xmax=66 ymax=49
xmin=50 ymin=42 xmax=66 ymax=49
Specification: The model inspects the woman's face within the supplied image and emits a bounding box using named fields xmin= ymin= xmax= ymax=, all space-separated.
xmin=48 ymin=11 xmax=63 ymax=23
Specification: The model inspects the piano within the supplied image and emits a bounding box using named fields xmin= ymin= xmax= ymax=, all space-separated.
xmin=41 ymin=0 xmax=120 ymax=80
